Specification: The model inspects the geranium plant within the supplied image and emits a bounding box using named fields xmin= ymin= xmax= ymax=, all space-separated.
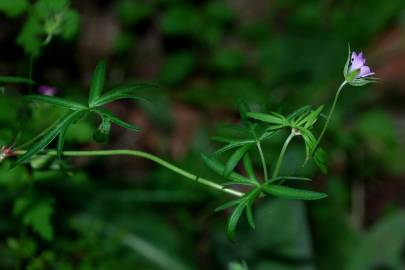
xmin=1 ymin=45 xmax=376 ymax=241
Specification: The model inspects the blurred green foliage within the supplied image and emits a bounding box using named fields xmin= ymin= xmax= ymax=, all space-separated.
xmin=1 ymin=0 xmax=405 ymax=269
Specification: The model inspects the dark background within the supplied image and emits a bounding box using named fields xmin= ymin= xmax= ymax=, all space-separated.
xmin=0 ymin=0 xmax=404 ymax=269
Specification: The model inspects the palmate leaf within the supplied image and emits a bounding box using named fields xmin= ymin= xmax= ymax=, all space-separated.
xmin=92 ymin=107 xmax=141 ymax=132
xmin=91 ymin=84 xmax=155 ymax=107
xmin=262 ymin=184 xmax=327 ymax=200
xmin=0 ymin=76 xmax=34 ymax=84
xmin=13 ymin=110 xmax=85 ymax=167
xmin=223 ymin=144 xmax=252 ymax=177
xmin=26 ymin=95 xmax=88 ymax=110
xmin=88 ymin=60 xmax=107 ymax=107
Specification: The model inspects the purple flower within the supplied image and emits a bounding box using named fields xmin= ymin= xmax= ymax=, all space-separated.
xmin=38 ymin=85 xmax=58 ymax=96
xmin=349 ymin=51 xmax=374 ymax=78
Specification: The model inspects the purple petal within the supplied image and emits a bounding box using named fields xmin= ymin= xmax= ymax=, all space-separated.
xmin=358 ymin=66 xmax=374 ymax=78
xmin=38 ymin=85 xmax=58 ymax=96
xmin=350 ymin=51 xmax=368 ymax=72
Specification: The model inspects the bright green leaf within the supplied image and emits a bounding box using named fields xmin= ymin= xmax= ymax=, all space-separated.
xmin=0 ymin=76 xmax=34 ymax=85
xmin=223 ymin=144 xmax=252 ymax=177
xmin=226 ymin=202 xmax=245 ymax=241
xmin=91 ymin=84 xmax=154 ymax=107
xmin=201 ymin=154 xmax=254 ymax=185
xmin=26 ymin=95 xmax=88 ymax=110
xmin=13 ymin=110 xmax=85 ymax=167
xmin=89 ymin=61 xmax=107 ymax=107
xmin=262 ymin=184 xmax=327 ymax=200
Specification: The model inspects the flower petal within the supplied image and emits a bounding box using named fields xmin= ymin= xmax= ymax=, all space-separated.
xmin=350 ymin=51 xmax=366 ymax=71
xmin=358 ymin=66 xmax=374 ymax=78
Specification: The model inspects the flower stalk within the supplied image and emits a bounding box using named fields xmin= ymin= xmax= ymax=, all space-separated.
xmin=313 ymin=80 xmax=347 ymax=154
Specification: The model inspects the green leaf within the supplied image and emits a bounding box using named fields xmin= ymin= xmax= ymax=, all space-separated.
xmin=302 ymin=105 xmax=324 ymax=128
xmin=287 ymin=105 xmax=311 ymax=121
xmin=0 ymin=0 xmax=30 ymax=18
xmin=159 ymin=51 xmax=195 ymax=85
xmin=314 ymin=147 xmax=327 ymax=174
xmin=214 ymin=140 xmax=255 ymax=155
xmin=16 ymin=12 xmax=43 ymax=56
xmin=226 ymin=202 xmax=246 ymax=241
xmin=215 ymin=199 xmax=241 ymax=212
xmin=201 ymin=154 xmax=254 ymax=184
xmin=298 ymin=127 xmax=317 ymax=159
xmin=343 ymin=44 xmax=351 ymax=78
xmin=56 ymin=127 xmax=66 ymax=158
xmin=247 ymin=112 xmax=287 ymax=125
xmin=242 ymin=154 xmax=257 ymax=182
xmin=26 ymin=95 xmax=88 ymax=110
xmin=0 ymin=76 xmax=34 ymax=84
xmin=13 ymin=110 xmax=85 ymax=167
xmin=92 ymin=107 xmax=140 ymax=132
xmin=23 ymin=201 xmax=54 ymax=241
xmin=14 ymin=198 xmax=54 ymax=241
xmin=161 ymin=7 xmax=199 ymax=35
xmin=91 ymin=84 xmax=154 ymax=107
xmin=299 ymin=127 xmax=328 ymax=173
xmin=269 ymin=176 xmax=312 ymax=183
xmin=223 ymin=144 xmax=252 ymax=177
xmin=61 ymin=9 xmax=80 ymax=40
xmin=262 ymin=184 xmax=327 ymax=200
xmin=245 ymin=189 xmax=260 ymax=229
xmin=238 ymin=100 xmax=251 ymax=125
xmin=89 ymin=60 xmax=107 ymax=107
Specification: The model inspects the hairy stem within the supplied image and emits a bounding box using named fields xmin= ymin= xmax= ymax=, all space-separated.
xmin=272 ymin=132 xmax=295 ymax=179
xmin=256 ymin=141 xmax=268 ymax=182
xmin=14 ymin=149 xmax=244 ymax=197
xmin=314 ymin=81 xmax=347 ymax=154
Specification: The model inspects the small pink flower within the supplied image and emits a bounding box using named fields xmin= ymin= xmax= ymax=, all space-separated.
xmin=349 ymin=52 xmax=374 ymax=78
xmin=38 ymin=85 xmax=58 ymax=96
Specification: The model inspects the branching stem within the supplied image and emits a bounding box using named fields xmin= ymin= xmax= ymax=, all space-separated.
xmin=14 ymin=149 xmax=244 ymax=197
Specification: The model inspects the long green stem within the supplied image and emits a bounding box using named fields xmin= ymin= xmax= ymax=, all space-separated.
xmin=14 ymin=149 xmax=244 ymax=197
xmin=256 ymin=141 xmax=268 ymax=182
xmin=314 ymin=81 xmax=347 ymax=154
xmin=272 ymin=132 xmax=295 ymax=179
